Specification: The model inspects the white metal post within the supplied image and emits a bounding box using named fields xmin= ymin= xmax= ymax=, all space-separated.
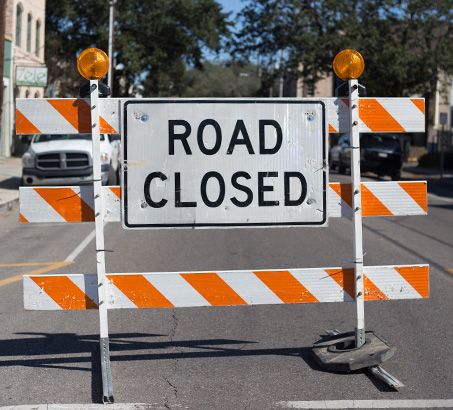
xmin=90 ymin=79 xmax=114 ymax=403
xmin=349 ymin=79 xmax=366 ymax=348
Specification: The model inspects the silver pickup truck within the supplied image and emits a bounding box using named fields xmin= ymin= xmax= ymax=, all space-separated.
xmin=21 ymin=133 xmax=121 ymax=186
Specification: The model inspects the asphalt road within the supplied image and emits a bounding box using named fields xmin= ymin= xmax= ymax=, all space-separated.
xmin=0 ymin=172 xmax=452 ymax=409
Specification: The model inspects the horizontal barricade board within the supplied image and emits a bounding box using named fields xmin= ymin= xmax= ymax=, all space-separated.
xmin=16 ymin=97 xmax=425 ymax=135
xmin=24 ymin=265 xmax=429 ymax=310
xmin=19 ymin=182 xmax=427 ymax=224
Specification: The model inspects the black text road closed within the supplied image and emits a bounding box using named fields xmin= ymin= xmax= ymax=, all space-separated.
xmin=123 ymin=100 xmax=327 ymax=228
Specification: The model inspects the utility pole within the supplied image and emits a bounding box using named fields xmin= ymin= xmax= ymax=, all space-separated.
xmin=107 ymin=0 xmax=116 ymax=96
xmin=0 ymin=0 xmax=8 ymax=146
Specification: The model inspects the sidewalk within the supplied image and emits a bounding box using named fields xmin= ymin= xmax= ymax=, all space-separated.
xmin=0 ymin=156 xmax=452 ymax=215
xmin=0 ymin=156 xmax=22 ymax=214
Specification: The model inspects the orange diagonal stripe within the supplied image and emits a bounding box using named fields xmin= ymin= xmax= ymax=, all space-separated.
xmin=109 ymin=187 xmax=121 ymax=199
xmin=359 ymin=99 xmax=405 ymax=132
xmin=399 ymin=182 xmax=427 ymax=212
xmin=16 ymin=109 xmax=41 ymax=134
xmin=394 ymin=266 xmax=429 ymax=298
xmin=330 ymin=183 xmax=353 ymax=209
xmin=181 ymin=273 xmax=247 ymax=306
xmin=47 ymin=99 xmax=92 ymax=133
xmin=254 ymin=271 xmax=318 ymax=303
xmin=19 ymin=213 xmax=29 ymax=223
xmin=363 ymin=275 xmax=389 ymax=301
xmin=329 ymin=124 xmax=337 ymax=133
xmin=106 ymin=274 xmax=174 ymax=308
xmin=325 ymin=268 xmax=355 ymax=300
xmin=341 ymin=98 xmax=350 ymax=108
xmin=31 ymin=276 xmax=98 ymax=309
xmin=34 ymin=188 xmax=95 ymax=222
xmin=99 ymin=116 xmax=118 ymax=134
xmin=361 ymin=186 xmax=393 ymax=216
xmin=411 ymin=99 xmax=425 ymax=114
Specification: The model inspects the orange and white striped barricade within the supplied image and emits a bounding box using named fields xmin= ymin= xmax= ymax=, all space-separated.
xmin=18 ymin=181 xmax=427 ymax=223
xmin=16 ymin=97 xmax=424 ymax=136
xmin=24 ymin=265 xmax=429 ymax=311
xmin=15 ymin=49 xmax=428 ymax=400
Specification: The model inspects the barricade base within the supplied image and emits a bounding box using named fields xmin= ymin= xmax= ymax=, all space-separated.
xmin=310 ymin=331 xmax=395 ymax=372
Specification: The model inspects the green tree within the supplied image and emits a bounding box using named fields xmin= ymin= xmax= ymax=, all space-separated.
xmin=233 ymin=0 xmax=453 ymax=127
xmin=45 ymin=0 xmax=231 ymax=97
xmin=180 ymin=61 xmax=262 ymax=97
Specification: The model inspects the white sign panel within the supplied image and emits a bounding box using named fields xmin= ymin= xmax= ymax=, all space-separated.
xmin=123 ymin=100 xmax=327 ymax=228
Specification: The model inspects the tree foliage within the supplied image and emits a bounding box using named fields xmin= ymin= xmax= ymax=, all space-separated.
xmin=45 ymin=0 xmax=231 ymax=97
xmin=233 ymin=0 xmax=453 ymax=115
xmin=180 ymin=61 xmax=262 ymax=97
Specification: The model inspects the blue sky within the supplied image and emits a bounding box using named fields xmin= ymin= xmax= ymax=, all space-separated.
xmin=218 ymin=0 xmax=245 ymax=19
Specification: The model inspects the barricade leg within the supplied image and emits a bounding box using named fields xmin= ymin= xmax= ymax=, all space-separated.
xmin=90 ymin=79 xmax=114 ymax=403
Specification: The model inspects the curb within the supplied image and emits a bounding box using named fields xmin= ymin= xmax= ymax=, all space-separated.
xmin=0 ymin=197 xmax=19 ymax=214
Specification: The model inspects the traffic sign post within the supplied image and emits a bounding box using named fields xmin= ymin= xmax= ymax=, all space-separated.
xmin=15 ymin=49 xmax=430 ymax=401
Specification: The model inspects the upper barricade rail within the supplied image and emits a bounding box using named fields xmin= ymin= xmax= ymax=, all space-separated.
xmin=15 ymin=97 xmax=425 ymax=136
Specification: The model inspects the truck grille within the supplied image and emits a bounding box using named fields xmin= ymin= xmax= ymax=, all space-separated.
xmin=36 ymin=152 xmax=90 ymax=169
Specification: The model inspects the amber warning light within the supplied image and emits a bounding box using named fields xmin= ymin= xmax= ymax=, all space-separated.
xmin=333 ymin=49 xmax=365 ymax=81
xmin=77 ymin=48 xmax=109 ymax=80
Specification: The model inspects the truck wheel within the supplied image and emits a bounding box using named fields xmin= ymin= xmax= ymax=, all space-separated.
xmin=391 ymin=171 xmax=401 ymax=181
xmin=338 ymin=156 xmax=346 ymax=174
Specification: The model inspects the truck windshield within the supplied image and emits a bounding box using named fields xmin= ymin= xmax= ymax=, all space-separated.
xmin=33 ymin=134 xmax=105 ymax=143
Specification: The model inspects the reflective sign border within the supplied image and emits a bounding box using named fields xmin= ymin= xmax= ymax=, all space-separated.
xmin=122 ymin=99 xmax=328 ymax=228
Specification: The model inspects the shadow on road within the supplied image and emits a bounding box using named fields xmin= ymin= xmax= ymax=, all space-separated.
xmin=0 ymin=177 xmax=21 ymax=190
xmin=0 ymin=331 xmax=399 ymax=400
xmin=1 ymin=332 xmax=322 ymax=402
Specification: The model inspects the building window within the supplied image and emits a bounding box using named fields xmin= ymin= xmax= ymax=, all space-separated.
xmin=34 ymin=92 xmax=40 ymax=98
xmin=25 ymin=90 xmax=30 ymax=98
xmin=27 ymin=13 xmax=32 ymax=52
xmin=306 ymin=81 xmax=315 ymax=97
xmin=15 ymin=5 xmax=22 ymax=47
xmin=35 ymin=20 xmax=41 ymax=57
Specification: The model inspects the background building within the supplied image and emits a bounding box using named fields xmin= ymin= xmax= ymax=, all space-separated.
xmin=2 ymin=0 xmax=46 ymax=156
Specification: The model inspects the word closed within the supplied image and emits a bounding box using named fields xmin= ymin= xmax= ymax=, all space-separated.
xmin=123 ymin=100 xmax=327 ymax=228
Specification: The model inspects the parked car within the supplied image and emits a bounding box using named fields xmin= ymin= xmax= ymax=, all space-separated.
xmin=329 ymin=133 xmax=404 ymax=180
xmin=21 ymin=133 xmax=121 ymax=186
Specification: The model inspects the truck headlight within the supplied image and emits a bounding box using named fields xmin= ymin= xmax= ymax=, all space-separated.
xmin=101 ymin=152 xmax=109 ymax=164
xmin=22 ymin=153 xmax=35 ymax=168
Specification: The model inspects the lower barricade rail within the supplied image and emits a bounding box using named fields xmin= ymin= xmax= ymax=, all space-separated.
xmin=24 ymin=264 xmax=429 ymax=311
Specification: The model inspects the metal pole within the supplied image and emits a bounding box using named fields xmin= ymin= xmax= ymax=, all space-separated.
xmin=349 ymin=78 xmax=365 ymax=348
xmin=107 ymin=0 xmax=115 ymax=95
xmin=90 ymin=79 xmax=114 ymax=403
xmin=440 ymin=123 xmax=445 ymax=179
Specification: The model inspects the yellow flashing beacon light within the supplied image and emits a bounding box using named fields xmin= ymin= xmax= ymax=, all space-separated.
xmin=333 ymin=49 xmax=364 ymax=81
xmin=77 ymin=48 xmax=109 ymax=80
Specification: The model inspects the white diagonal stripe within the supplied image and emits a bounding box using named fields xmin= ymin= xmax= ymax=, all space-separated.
xmin=23 ymin=277 xmax=62 ymax=310
xmin=218 ymin=271 xmax=282 ymax=305
xmin=20 ymin=188 xmax=66 ymax=222
xmin=290 ymin=268 xmax=353 ymax=302
xmin=69 ymin=274 xmax=99 ymax=305
xmin=145 ymin=273 xmax=211 ymax=307
xmin=364 ymin=182 xmax=425 ymax=215
xmin=18 ymin=100 xmax=78 ymax=134
xmin=363 ymin=266 xmax=422 ymax=299
xmin=328 ymin=184 xmax=353 ymax=218
xmin=378 ymin=98 xmax=425 ymax=132
xmin=106 ymin=278 xmax=137 ymax=309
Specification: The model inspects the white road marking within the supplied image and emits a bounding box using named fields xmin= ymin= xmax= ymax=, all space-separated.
xmin=64 ymin=227 xmax=99 ymax=262
xmin=279 ymin=399 xmax=453 ymax=409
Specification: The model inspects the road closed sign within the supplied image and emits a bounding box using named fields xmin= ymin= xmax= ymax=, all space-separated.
xmin=123 ymin=100 xmax=327 ymax=228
